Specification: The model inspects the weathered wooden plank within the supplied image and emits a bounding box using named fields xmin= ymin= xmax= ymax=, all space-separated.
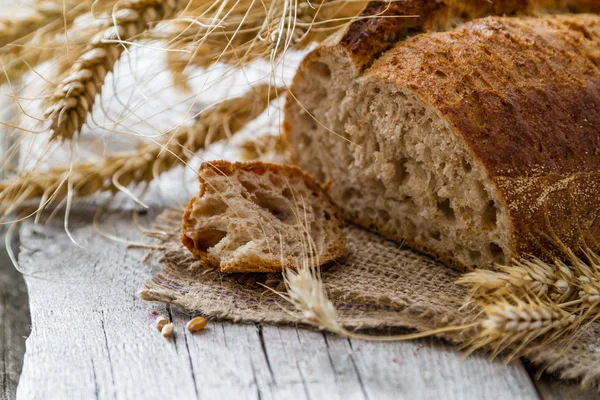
xmin=347 ymin=335 xmax=538 ymax=400
xmin=0 ymin=232 xmax=30 ymax=400
xmin=13 ymin=207 xmax=547 ymax=399
xmin=257 ymin=325 xmax=368 ymax=400
xmin=170 ymin=312 xmax=270 ymax=400
xmin=16 ymin=209 xmax=197 ymax=400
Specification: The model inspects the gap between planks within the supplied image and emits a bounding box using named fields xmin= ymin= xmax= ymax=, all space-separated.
xmin=0 ymin=230 xmax=30 ymax=400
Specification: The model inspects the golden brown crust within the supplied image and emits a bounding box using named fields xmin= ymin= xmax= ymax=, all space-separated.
xmin=495 ymin=173 xmax=600 ymax=259
xmin=284 ymin=4 xmax=600 ymax=270
xmin=371 ymin=14 xmax=600 ymax=178
xmin=335 ymin=0 xmax=596 ymax=71
xmin=198 ymin=160 xmax=332 ymax=196
xmin=181 ymin=161 xmax=346 ymax=273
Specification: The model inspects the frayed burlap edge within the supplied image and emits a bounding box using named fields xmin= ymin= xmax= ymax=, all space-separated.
xmin=140 ymin=208 xmax=600 ymax=390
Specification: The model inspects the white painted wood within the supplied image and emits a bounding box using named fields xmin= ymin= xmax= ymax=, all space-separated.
xmin=258 ymin=326 xmax=367 ymax=400
xmin=14 ymin=206 xmax=548 ymax=399
xmin=348 ymin=335 xmax=537 ymax=400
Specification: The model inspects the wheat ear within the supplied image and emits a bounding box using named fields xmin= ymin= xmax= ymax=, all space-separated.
xmin=459 ymin=247 xmax=600 ymax=308
xmin=457 ymin=257 xmax=559 ymax=300
xmin=165 ymin=0 xmax=367 ymax=83
xmin=0 ymin=15 xmax=110 ymax=89
xmin=0 ymin=1 xmax=80 ymax=48
xmin=457 ymin=247 xmax=600 ymax=357
xmin=467 ymin=295 xmax=576 ymax=359
xmin=1 ymin=85 xmax=279 ymax=213
xmin=44 ymin=0 xmax=186 ymax=141
xmin=239 ymin=134 xmax=286 ymax=161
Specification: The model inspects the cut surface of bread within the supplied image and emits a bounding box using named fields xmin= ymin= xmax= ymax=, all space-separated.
xmin=287 ymin=63 xmax=510 ymax=270
xmin=181 ymin=161 xmax=345 ymax=273
xmin=284 ymin=12 xmax=600 ymax=271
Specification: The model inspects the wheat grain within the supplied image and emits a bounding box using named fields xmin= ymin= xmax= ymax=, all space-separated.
xmin=161 ymin=322 xmax=174 ymax=337
xmin=186 ymin=316 xmax=207 ymax=332
xmin=44 ymin=0 xmax=188 ymax=141
xmin=155 ymin=315 xmax=168 ymax=331
xmin=0 ymin=85 xmax=279 ymax=214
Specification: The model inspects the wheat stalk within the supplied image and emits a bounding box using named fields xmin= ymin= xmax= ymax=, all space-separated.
xmin=0 ymin=85 xmax=279 ymax=214
xmin=44 ymin=0 xmax=188 ymax=141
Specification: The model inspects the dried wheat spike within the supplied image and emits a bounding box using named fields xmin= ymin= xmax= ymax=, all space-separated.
xmin=562 ymin=246 xmax=600 ymax=307
xmin=460 ymin=245 xmax=600 ymax=311
xmin=239 ymin=134 xmax=287 ymax=162
xmin=0 ymin=85 xmax=279 ymax=212
xmin=458 ymin=254 xmax=578 ymax=302
xmin=0 ymin=1 xmax=83 ymax=85
xmin=0 ymin=13 xmax=107 ymax=87
xmin=0 ymin=1 xmax=75 ymax=48
xmin=44 ymin=0 xmax=185 ymax=141
xmin=165 ymin=0 xmax=367 ymax=82
xmin=457 ymin=258 xmax=556 ymax=299
xmin=470 ymin=296 xmax=576 ymax=359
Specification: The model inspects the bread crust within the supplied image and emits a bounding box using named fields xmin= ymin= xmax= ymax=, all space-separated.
xmin=325 ymin=0 xmax=599 ymax=72
xmin=181 ymin=161 xmax=346 ymax=273
xmin=284 ymin=3 xmax=600 ymax=270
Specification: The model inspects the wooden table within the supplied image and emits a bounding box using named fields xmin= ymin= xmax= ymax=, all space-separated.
xmin=0 ymin=205 xmax=597 ymax=399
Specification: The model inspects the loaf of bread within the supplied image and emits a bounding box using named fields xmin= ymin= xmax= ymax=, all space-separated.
xmin=181 ymin=161 xmax=345 ymax=273
xmin=284 ymin=2 xmax=600 ymax=271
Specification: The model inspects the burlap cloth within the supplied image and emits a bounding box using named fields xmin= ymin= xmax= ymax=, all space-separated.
xmin=140 ymin=208 xmax=600 ymax=389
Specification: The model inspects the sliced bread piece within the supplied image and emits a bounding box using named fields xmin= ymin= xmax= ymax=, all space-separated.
xmin=181 ymin=161 xmax=345 ymax=273
xmin=284 ymin=11 xmax=600 ymax=271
